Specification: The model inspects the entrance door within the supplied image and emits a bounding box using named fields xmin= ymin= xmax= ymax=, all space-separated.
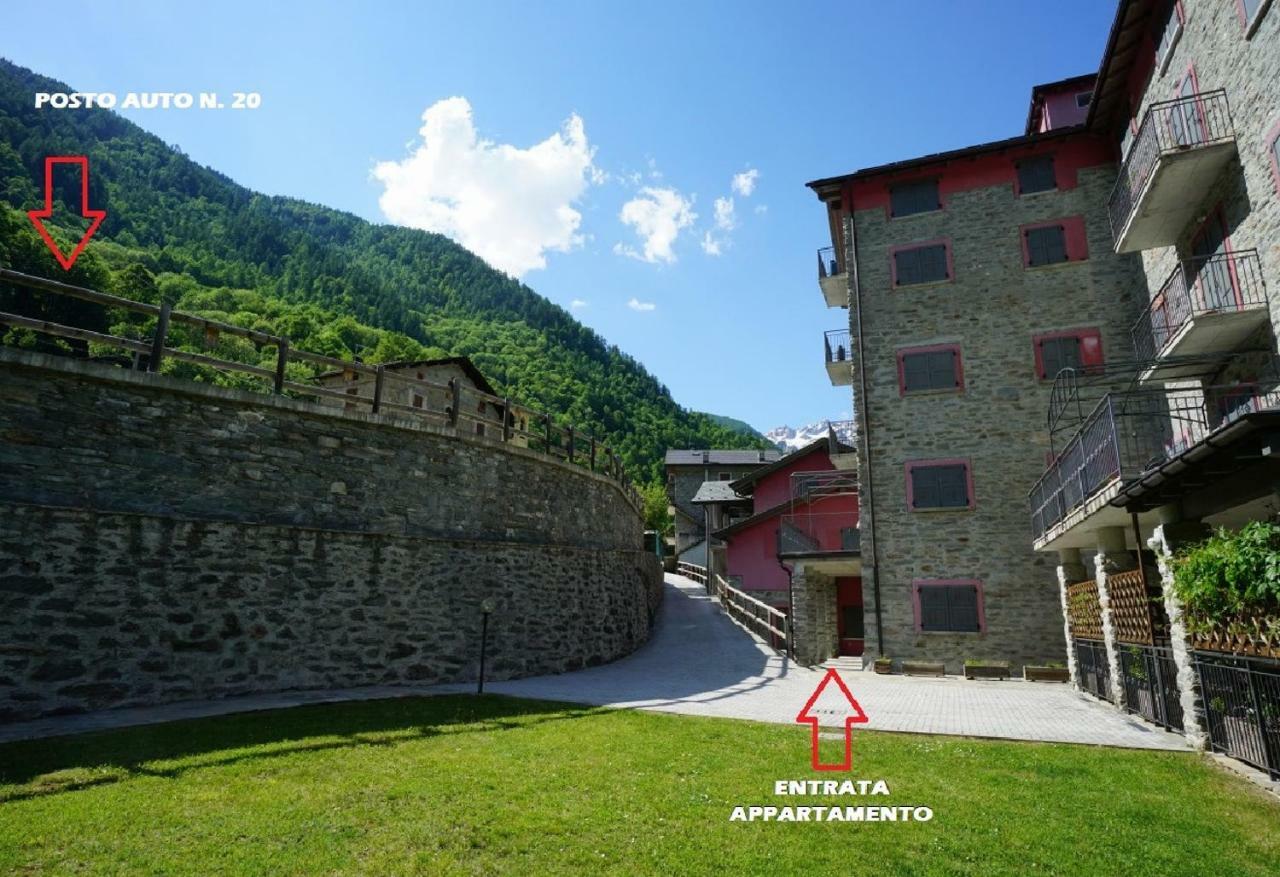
xmin=1189 ymin=209 xmax=1236 ymax=311
xmin=835 ymin=577 xmax=864 ymax=657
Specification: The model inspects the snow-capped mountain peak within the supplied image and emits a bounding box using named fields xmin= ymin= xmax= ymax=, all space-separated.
xmin=764 ymin=420 xmax=855 ymax=452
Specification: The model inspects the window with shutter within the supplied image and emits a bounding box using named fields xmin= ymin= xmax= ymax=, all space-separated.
xmin=893 ymin=243 xmax=949 ymax=286
xmin=1039 ymin=336 xmax=1082 ymax=378
xmin=1035 ymin=329 xmax=1103 ymax=379
xmin=901 ymin=348 xmax=960 ymax=392
xmin=908 ymin=462 xmax=971 ymax=510
xmin=1016 ymin=156 xmax=1056 ymax=194
xmin=1155 ymin=1 xmax=1182 ymax=73
xmin=917 ymin=583 xmax=983 ymax=632
xmin=1025 ymin=225 xmax=1068 ymax=266
xmin=889 ymin=180 xmax=941 ymax=217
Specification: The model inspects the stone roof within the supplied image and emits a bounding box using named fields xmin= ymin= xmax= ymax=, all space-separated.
xmin=690 ymin=480 xmax=749 ymax=504
xmin=664 ymin=449 xmax=781 ymax=466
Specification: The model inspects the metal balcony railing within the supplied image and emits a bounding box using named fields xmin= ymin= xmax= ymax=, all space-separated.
xmin=1108 ymin=89 xmax=1235 ymax=242
xmin=789 ymin=470 xmax=858 ymax=500
xmin=1029 ymin=378 xmax=1280 ymax=540
xmin=1131 ymin=250 xmax=1268 ymax=361
xmin=817 ymin=246 xmax=841 ymax=280
xmin=824 ymin=329 xmax=851 ymax=364
xmin=778 ymin=513 xmax=860 ymax=556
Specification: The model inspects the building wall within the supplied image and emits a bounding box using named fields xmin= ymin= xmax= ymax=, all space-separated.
xmin=0 ymin=349 xmax=660 ymax=721
xmin=666 ymin=463 xmax=762 ymax=553
xmin=725 ymin=492 xmax=859 ymax=599
xmin=1039 ymin=87 xmax=1091 ymax=132
xmin=844 ymin=149 xmax=1148 ymax=671
xmin=750 ymin=451 xmax=836 ymax=513
xmin=1120 ymin=0 xmax=1280 ymax=362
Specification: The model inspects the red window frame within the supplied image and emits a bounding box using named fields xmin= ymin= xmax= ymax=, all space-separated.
xmin=1032 ymin=328 xmax=1104 ymax=380
xmin=904 ymin=458 xmax=975 ymax=512
xmin=911 ymin=579 xmax=986 ymax=633
xmin=1235 ymin=0 xmax=1271 ymax=33
xmin=896 ymin=343 xmax=964 ymax=396
xmin=1266 ymin=119 xmax=1280 ymax=196
xmin=889 ymin=238 xmax=954 ymax=288
xmin=1019 ymin=216 xmax=1088 ymax=268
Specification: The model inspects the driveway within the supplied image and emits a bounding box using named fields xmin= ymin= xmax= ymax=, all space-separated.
xmin=482 ymin=574 xmax=1191 ymax=751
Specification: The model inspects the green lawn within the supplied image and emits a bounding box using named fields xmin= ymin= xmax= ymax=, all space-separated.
xmin=0 ymin=695 xmax=1277 ymax=876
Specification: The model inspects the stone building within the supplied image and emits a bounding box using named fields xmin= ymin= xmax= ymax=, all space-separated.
xmin=806 ymin=43 xmax=1155 ymax=675
xmin=664 ymin=449 xmax=780 ymax=565
xmin=315 ymin=356 xmax=527 ymax=446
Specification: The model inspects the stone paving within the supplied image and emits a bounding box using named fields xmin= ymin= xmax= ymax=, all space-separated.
xmin=0 ymin=575 xmax=1190 ymax=751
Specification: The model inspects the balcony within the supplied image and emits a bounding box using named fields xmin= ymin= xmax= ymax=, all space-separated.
xmin=1132 ymin=250 xmax=1270 ymax=380
xmin=778 ymin=513 xmax=861 ymax=577
xmin=790 ymin=469 xmax=858 ymax=500
xmin=1109 ymin=90 xmax=1237 ymax=253
xmin=824 ymin=329 xmax=852 ymax=386
xmin=1029 ymin=378 xmax=1280 ymax=549
xmin=826 ymin=419 xmax=858 ymax=469
xmin=817 ymin=246 xmax=847 ymax=308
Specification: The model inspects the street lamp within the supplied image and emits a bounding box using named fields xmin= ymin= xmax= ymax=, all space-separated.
xmin=477 ymin=597 xmax=496 ymax=695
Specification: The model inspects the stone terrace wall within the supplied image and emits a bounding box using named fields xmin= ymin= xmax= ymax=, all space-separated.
xmin=0 ymin=350 xmax=661 ymax=722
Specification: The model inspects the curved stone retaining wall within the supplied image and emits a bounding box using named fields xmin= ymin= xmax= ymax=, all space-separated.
xmin=0 ymin=350 xmax=662 ymax=722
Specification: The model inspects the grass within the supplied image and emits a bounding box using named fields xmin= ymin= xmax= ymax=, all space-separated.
xmin=0 ymin=695 xmax=1277 ymax=876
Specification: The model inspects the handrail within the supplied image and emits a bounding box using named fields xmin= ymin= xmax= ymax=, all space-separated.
xmin=676 ymin=561 xmax=707 ymax=584
xmin=712 ymin=573 xmax=789 ymax=648
xmin=817 ymin=246 xmax=840 ymax=280
xmin=824 ymin=329 xmax=851 ymax=364
xmin=0 ymin=267 xmax=642 ymax=510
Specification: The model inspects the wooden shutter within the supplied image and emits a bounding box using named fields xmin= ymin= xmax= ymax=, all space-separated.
xmin=946 ymin=586 xmax=981 ymax=632
xmin=937 ymin=465 xmax=969 ymax=507
xmin=902 ymin=352 xmax=930 ymax=391
xmin=1027 ymin=226 xmax=1068 ymax=266
xmin=891 ymin=180 xmax=939 ymax=217
xmin=1017 ymin=156 xmax=1056 ymax=194
xmin=919 ymin=586 xmax=950 ymax=631
xmin=910 ymin=466 xmax=938 ymax=508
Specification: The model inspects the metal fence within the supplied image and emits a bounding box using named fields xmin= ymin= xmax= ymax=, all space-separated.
xmin=777 ymin=513 xmax=860 ymax=556
xmin=1029 ymin=379 xmax=1280 ymax=540
xmin=1108 ymin=89 xmax=1234 ymax=240
xmin=1118 ymin=644 xmax=1184 ymax=732
xmin=1131 ymin=250 xmax=1268 ymax=361
xmin=817 ymin=246 xmax=840 ymax=280
xmin=824 ymin=329 xmax=851 ymax=365
xmin=1074 ymin=638 xmax=1112 ymax=702
xmin=1194 ymin=652 xmax=1280 ymax=780
xmin=0 ymin=268 xmax=642 ymax=509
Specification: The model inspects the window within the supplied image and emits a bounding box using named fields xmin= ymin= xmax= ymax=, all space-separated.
xmin=1034 ymin=329 xmax=1103 ymax=379
xmin=915 ymin=581 xmax=983 ymax=633
xmin=1025 ymin=225 xmax=1068 ymax=266
xmin=892 ymin=241 xmax=950 ymax=286
xmin=1155 ymin=2 xmax=1183 ymax=73
xmin=1075 ymin=91 xmax=1093 ymax=109
xmin=1238 ymin=0 xmax=1269 ymax=33
xmin=906 ymin=460 xmax=972 ymax=510
xmin=1268 ymin=121 xmax=1280 ymax=195
xmin=412 ymin=393 xmax=423 ymax=409
xmin=1016 ymin=156 xmax=1056 ymax=195
xmin=718 ymin=472 xmax=732 ymax=481
xmin=898 ymin=346 xmax=962 ymax=394
xmin=889 ymin=179 xmax=941 ymax=218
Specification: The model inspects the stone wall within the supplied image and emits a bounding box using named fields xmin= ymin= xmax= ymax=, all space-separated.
xmin=846 ymin=162 xmax=1148 ymax=672
xmin=0 ymin=349 xmax=660 ymax=722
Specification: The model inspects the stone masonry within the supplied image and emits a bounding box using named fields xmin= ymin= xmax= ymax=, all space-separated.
xmin=0 ymin=349 xmax=662 ymax=722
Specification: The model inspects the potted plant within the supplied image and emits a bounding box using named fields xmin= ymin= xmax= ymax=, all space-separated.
xmin=902 ymin=660 xmax=946 ymax=677
xmin=1024 ymin=661 xmax=1069 ymax=682
xmin=963 ymin=659 xmax=1010 ymax=680
xmin=873 ymin=656 xmax=892 ymax=674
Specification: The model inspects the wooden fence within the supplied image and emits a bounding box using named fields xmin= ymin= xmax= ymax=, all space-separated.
xmin=0 ymin=268 xmax=641 ymax=510
xmin=676 ymin=561 xmax=706 ymax=584
xmin=1066 ymin=579 xmax=1103 ymax=641
xmin=712 ymin=574 xmax=789 ymax=655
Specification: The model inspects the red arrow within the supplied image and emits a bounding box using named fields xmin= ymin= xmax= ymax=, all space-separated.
xmin=795 ymin=668 xmax=869 ymax=772
xmin=27 ymin=156 xmax=106 ymax=271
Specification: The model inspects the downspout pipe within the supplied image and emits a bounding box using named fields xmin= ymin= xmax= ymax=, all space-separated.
xmin=846 ymin=201 xmax=885 ymax=657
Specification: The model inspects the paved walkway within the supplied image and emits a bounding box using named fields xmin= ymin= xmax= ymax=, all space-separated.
xmin=0 ymin=575 xmax=1189 ymax=751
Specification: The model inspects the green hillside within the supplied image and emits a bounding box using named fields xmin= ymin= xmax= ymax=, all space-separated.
xmin=0 ymin=59 xmax=767 ymax=484
xmin=700 ymin=412 xmax=763 ymax=440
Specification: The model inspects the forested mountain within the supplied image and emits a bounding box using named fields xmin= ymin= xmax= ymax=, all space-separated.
xmin=0 ymin=59 xmax=768 ymax=484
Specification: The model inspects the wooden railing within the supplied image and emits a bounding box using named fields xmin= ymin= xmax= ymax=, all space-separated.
xmin=712 ymin=574 xmax=789 ymax=654
xmin=676 ymin=561 xmax=706 ymax=584
xmin=0 ymin=268 xmax=641 ymax=510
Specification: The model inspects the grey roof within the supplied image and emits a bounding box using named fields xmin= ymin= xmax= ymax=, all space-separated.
xmin=690 ymin=480 xmax=750 ymax=504
xmin=664 ymin=449 xmax=782 ymax=466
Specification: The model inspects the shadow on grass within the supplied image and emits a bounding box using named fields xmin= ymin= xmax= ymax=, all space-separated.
xmin=0 ymin=694 xmax=604 ymax=802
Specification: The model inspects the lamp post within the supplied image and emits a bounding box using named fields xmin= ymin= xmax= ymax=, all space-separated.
xmin=477 ymin=597 xmax=496 ymax=695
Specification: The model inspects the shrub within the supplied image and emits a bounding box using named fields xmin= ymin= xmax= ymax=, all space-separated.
xmin=1172 ymin=521 xmax=1280 ymax=629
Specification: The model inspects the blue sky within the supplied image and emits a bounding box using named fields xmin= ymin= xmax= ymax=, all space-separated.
xmin=4 ymin=1 xmax=1118 ymax=433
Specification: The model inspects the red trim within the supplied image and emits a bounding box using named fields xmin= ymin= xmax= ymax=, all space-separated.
xmin=896 ymin=343 xmax=964 ymax=396
xmin=1190 ymin=203 xmax=1243 ymax=309
xmin=904 ymin=458 xmax=974 ymax=511
xmin=1235 ymin=0 xmax=1269 ymax=30
xmin=1032 ymin=328 xmax=1104 ymax=380
xmin=911 ymin=579 xmax=986 ymax=633
xmin=1268 ymin=119 xmax=1280 ymax=196
xmin=889 ymin=238 xmax=953 ymax=288
xmin=1019 ymin=215 xmax=1089 ymax=267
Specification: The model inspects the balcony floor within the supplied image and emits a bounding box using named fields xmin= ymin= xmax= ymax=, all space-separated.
xmin=1139 ymin=304 xmax=1272 ymax=381
xmin=819 ymin=272 xmax=847 ymax=308
xmin=825 ymin=359 xmax=852 ymax=386
xmin=1114 ymin=138 xmax=1237 ymax=254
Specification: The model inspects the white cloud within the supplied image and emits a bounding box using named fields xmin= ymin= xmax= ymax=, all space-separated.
xmin=731 ymin=168 xmax=760 ymax=197
xmin=713 ymin=196 xmax=737 ymax=231
xmin=754 ymin=204 xmax=768 ymax=215
xmin=627 ymin=297 xmax=656 ymax=312
xmin=570 ymin=298 xmax=588 ymax=310
xmin=699 ymin=232 xmax=722 ymax=256
xmin=614 ymin=186 xmax=696 ymax=264
xmin=372 ymin=97 xmax=597 ymax=278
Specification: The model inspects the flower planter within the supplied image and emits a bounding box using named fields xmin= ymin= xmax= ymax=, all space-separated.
xmin=902 ymin=660 xmax=946 ymax=677
xmin=872 ymin=660 xmax=892 ymax=675
xmin=963 ymin=662 xmax=1010 ymax=681
xmin=1023 ymin=665 xmax=1069 ymax=683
